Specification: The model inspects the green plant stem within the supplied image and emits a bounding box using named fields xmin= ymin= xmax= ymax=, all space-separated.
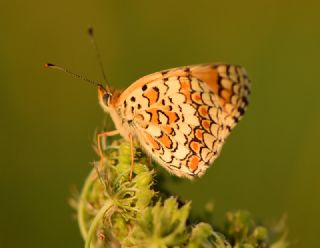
xmin=78 ymin=169 xmax=96 ymax=240
xmin=85 ymin=199 xmax=113 ymax=248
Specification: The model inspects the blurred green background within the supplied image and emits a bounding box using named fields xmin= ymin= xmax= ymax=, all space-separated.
xmin=1 ymin=0 xmax=319 ymax=247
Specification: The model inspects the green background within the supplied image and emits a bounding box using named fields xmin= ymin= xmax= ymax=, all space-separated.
xmin=1 ymin=0 xmax=319 ymax=247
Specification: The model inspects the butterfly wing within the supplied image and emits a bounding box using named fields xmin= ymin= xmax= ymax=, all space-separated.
xmin=116 ymin=64 xmax=250 ymax=179
xmin=186 ymin=64 xmax=250 ymax=131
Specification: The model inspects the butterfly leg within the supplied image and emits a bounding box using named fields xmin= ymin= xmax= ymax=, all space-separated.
xmin=129 ymin=134 xmax=135 ymax=180
xmin=97 ymin=130 xmax=120 ymax=170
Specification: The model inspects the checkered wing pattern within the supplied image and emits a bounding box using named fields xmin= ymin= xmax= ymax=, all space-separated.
xmin=117 ymin=64 xmax=250 ymax=179
xmin=189 ymin=64 xmax=250 ymax=130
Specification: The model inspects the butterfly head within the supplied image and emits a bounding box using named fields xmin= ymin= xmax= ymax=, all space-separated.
xmin=98 ymin=84 xmax=114 ymax=111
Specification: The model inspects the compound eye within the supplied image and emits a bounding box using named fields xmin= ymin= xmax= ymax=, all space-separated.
xmin=103 ymin=93 xmax=111 ymax=105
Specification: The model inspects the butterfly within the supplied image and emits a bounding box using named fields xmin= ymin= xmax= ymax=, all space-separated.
xmin=45 ymin=30 xmax=250 ymax=180
xmin=95 ymin=64 xmax=250 ymax=179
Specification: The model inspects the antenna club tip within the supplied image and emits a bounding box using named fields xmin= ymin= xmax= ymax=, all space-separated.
xmin=44 ymin=63 xmax=55 ymax=68
xmin=88 ymin=26 xmax=93 ymax=36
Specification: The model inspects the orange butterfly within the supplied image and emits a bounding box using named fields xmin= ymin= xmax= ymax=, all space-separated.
xmin=98 ymin=64 xmax=250 ymax=179
xmin=45 ymin=30 xmax=250 ymax=180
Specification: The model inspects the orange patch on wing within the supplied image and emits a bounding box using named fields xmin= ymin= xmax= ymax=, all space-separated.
xmin=221 ymin=89 xmax=232 ymax=102
xmin=188 ymin=155 xmax=200 ymax=172
xmin=146 ymin=133 xmax=160 ymax=150
xmin=143 ymin=87 xmax=159 ymax=105
xmin=202 ymin=120 xmax=211 ymax=132
xmin=195 ymin=129 xmax=204 ymax=140
xmin=180 ymin=77 xmax=191 ymax=91
xmin=147 ymin=109 xmax=159 ymax=124
xmin=181 ymin=91 xmax=191 ymax=102
xmin=199 ymin=106 xmax=209 ymax=118
xmin=190 ymin=141 xmax=201 ymax=153
xmin=164 ymin=111 xmax=179 ymax=124
xmin=162 ymin=125 xmax=173 ymax=134
xmin=192 ymin=67 xmax=218 ymax=93
xmin=191 ymin=92 xmax=203 ymax=104
xmin=219 ymin=98 xmax=226 ymax=106
xmin=158 ymin=134 xmax=172 ymax=149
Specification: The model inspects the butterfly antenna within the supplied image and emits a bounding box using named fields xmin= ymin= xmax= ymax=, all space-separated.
xmin=44 ymin=63 xmax=106 ymax=91
xmin=87 ymin=27 xmax=111 ymax=90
